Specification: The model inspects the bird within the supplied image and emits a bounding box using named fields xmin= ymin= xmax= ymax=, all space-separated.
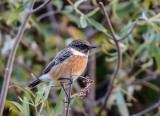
xmin=28 ymin=39 xmax=96 ymax=102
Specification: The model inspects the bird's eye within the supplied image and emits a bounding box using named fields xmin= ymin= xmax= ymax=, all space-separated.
xmin=80 ymin=44 xmax=86 ymax=47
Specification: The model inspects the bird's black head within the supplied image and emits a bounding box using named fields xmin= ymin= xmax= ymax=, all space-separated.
xmin=68 ymin=39 xmax=96 ymax=54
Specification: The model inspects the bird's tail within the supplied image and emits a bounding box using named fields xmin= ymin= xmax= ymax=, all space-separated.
xmin=28 ymin=79 xmax=42 ymax=89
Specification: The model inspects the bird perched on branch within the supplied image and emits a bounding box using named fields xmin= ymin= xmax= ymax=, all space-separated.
xmin=28 ymin=39 xmax=96 ymax=102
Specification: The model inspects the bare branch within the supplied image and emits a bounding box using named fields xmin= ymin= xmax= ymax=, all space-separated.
xmin=104 ymin=19 xmax=138 ymax=41
xmin=127 ymin=73 xmax=159 ymax=86
xmin=0 ymin=0 xmax=35 ymax=114
xmin=67 ymin=0 xmax=74 ymax=7
xmin=0 ymin=0 xmax=51 ymax=115
xmin=131 ymin=101 xmax=160 ymax=116
xmin=96 ymin=2 xmax=122 ymax=116
xmin=104 ymin=32 xmax=113 ymax=39
xmin=66 ymin=69 xmax=73 ymax=116
xmin=39 ymin=102 xmax=44 ymax=115
xmin=31 ymin=0 xmax=52 ymax=14
xmin=118 ymin=19 xmax=138 ymax=41
xmin=21 ymin=0 xmax=27 ymax=9
xmin=37 ymin=11 xmax=59 ymax=21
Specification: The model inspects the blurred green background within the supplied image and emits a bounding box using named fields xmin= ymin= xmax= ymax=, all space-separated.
xmin=0 ymin=0 xmax=160 ymax=116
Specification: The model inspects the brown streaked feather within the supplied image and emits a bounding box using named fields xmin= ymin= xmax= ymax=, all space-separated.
xmin=43 ymin=48 xmax=73 ymax=74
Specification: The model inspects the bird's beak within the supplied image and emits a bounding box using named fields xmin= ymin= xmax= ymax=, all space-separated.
xmin=89 ymin=46 xmax=97 ymax=49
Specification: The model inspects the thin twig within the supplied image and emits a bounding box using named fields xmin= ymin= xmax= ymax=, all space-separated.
xmin=0 ymin=24 xmax=49 ymax=63
xmin=62 ymin=84 xmax=66 ymax=116
xmin=118 ymin=19 xmax=138 ymax=41
xmin=96 ymin=2 xmax=122 ymax=116
xmin=0 ymin=0 xmax=52 ymax=115
xmin=0 ymin=2 xmax=34 ymax=115
xmin=66 ymin=69 xmax=73 ymax=116
xmin=104 ymin=16 xmax=138 ymax=41
xmin=21 ymin=0 xmax=27 ymax=9
xmin=67 ymin=0 xmax=74 ymax=7
xmin=31 ymin=0 xmax=52 ymax=14
xmin=39 ymin=102 xmax=44 ymax=115
xmin=127 ymin=73 xmax=159 ymax=86
xmin=131 ymin=100 xmax=160 ymax=116
xmin=37 ymin=11 xmax=59 ymax=21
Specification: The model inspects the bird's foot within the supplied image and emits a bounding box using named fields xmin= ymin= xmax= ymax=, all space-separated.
xmin=64 ymin=97 xmax=73 ymax=104
xmin=68 ymin=79 xmax=73 ymax=85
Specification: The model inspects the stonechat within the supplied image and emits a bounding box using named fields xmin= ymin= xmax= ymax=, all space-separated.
xmin=28 ymin=39 xmax=96 ymax=101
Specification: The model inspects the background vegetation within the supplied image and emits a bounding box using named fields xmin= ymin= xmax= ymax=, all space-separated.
xmin=0 ymin=0 xmax=160 ymax=116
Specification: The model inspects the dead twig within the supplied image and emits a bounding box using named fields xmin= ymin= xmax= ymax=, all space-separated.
xmin=0 ymin=0 xmax=51 ymax=115
xmin=131 ymin=100 xmax=160 ymax=116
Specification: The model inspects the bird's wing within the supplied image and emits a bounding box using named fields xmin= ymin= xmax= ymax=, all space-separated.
xmin=43 ymin=48 xmax=73 ymax=74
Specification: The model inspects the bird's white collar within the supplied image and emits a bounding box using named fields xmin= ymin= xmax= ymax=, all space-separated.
xmin=70 ymin=48 xmax=88 ymax=57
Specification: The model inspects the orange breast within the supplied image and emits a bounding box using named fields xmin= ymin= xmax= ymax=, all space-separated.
xmin=49 ymin=55 xmax=88 ymax=83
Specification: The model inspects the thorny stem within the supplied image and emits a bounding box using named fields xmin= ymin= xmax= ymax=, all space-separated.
xmin=96 ymin=2 xmax=122 ymax=116
xmin=0 ymin=0 xmax=51 ymax=115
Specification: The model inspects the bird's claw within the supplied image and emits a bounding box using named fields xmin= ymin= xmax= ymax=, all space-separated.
xmin=65 ymin=97 xmax=72 ymax=103
xmin=68 ymin=79 xmax=73 ymax=85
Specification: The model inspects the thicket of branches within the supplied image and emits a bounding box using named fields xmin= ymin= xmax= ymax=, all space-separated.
xmin=0 ymin=0 xmax=160 ymax=116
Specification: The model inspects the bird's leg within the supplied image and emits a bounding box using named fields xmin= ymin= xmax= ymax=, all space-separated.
xmin=58 ymin=78 xmax=73 ymax=85
xmin=60 ymin=83 xmax=72 ymax=103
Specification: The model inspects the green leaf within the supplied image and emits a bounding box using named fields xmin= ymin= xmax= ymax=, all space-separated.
xmin=140 ymin=13 xmax=160 ymax=33
xmin=9 ymin=85 xmax=34 ymax=105
xmin=146 ymin=0 xmax=151 ymax=10
xmin=112 ymin=0 xmax=119 ymax=19
xmin=53 ymin=0 xmax=63 ymax=10
xmin=7 ymin=1 xmax=29 ymax=24
xmin=150 ymin=39 xmax=160 ymax=74
xmin=106 ymin=56 xmax=117 ymax=62
xmin=80 ymin=15 xmax=87 ymax=28
xmin=74 ymin=0 xmax=86 ymax=9
xmin=44 ymin=82 xmax=53 ymax=100
xmin=87 ymin=18 xmax=107 ymax=33
xmin=10 ymin=101 xmax=28 ymax=116
xmin=30 ymin=15 xmax=48 ymax=39
xmin=116 ymin=90 xmax=129 ymax=116
xmin=116 ymin=1 xmax=134 ymax=17
xmin=44 ymin=101 xmax=52 ymax=116
xmin=22 ymin=97 xmax=30 ymax=116
xmin=131 ymin=37 xmax=153 ymax=65
xmin=62 ymin=11 xmax=79 ymax=24
xmin=86 ymin=8 xmax=99 ymax=17
xmin=53 ymin=89 xmax=64 ymax=116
